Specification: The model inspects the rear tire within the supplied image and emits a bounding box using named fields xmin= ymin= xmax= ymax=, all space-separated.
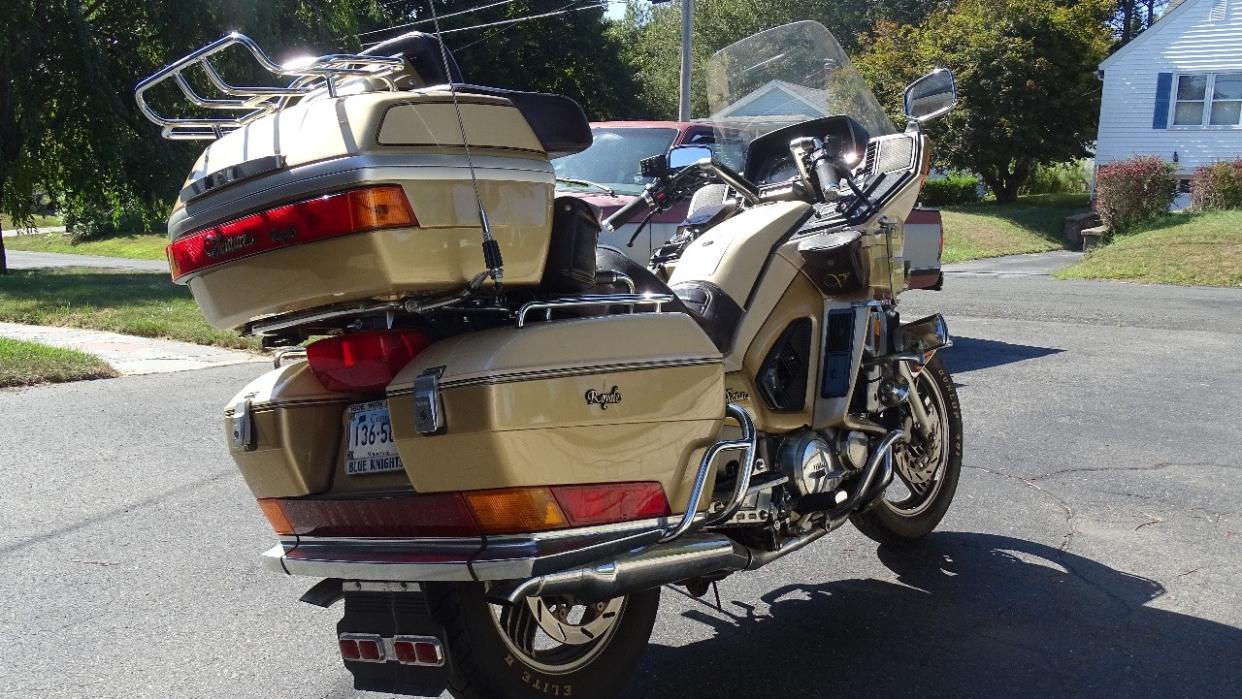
xmin=427 ymin=583 xmax=660 ymax=699
xmin=851 ymin=353 xmax=963 ymax=546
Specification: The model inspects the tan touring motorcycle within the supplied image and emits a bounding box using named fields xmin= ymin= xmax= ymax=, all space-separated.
xmin=137 ymin=20 xmax=962 ymax=698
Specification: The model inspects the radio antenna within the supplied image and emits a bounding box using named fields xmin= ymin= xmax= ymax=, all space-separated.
xmin=426 ymin=1 xmax=504 ymax=289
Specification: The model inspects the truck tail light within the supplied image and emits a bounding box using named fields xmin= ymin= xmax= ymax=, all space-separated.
xmin=167 ymin=185 xmax=416 ymax=281
xmin=305 ymin=329 xmax=432 ymax=393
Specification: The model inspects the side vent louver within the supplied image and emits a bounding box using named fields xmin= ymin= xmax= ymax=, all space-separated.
xmin=758 ymin=319 xmax=813 ymax=412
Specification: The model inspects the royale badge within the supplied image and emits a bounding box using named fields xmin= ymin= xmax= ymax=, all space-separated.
xmin=585 ymin=385 xmax=622 ymax=410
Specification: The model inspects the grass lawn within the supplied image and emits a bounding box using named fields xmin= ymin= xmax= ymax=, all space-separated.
xmin=0 ymin=269 xmax=260 ymax=350
xmin=1055 ymin=211 xmax=1242 ymax=287
xmin=939 ymin=193 xmax=1090 ymax=263
xmin=0 ymin=214 xmax=62 ymax=230
xmin=3 ymin=232 xmax=167 ymax=260
xmin=0 ymin=337 xmax=117 ymax=388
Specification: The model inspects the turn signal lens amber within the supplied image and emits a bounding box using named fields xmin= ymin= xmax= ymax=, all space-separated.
xmin=347 ymin=185 xmax=417 ymax=230
xmin=465 ymin=487 xmax=569 ymax=535
xmin=257 ymin=498 xmax=295 ymax=536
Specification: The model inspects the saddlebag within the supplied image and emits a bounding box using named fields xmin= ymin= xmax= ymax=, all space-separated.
xmin=224 ymin=361 xmax=412 ymax=498
xmin=385 ymin=312 xmax=726 ymax=514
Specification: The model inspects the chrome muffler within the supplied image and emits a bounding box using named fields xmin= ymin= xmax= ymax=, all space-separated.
xmin=499 ymin=428 xmax=906 ymax=604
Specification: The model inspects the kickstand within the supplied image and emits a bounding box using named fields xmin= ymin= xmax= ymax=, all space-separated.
xmin=712 ymin=581 xmax=722 ymax=612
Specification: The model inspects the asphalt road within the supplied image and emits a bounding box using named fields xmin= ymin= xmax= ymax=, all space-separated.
xmin=2 ymin=264 xmax=1240 ymax=699
xmin=4 ymin=250 xmax=168 ymax=272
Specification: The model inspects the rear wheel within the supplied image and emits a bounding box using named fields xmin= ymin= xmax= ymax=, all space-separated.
xmin=428 ymin=583 xmax=660 ymax=699
xmin=851 ymin=353 xmax=962 ymax=545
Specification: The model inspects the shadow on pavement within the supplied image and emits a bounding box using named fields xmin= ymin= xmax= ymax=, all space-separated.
xmin=632 ymin=532 xmax=1239 ymax=698
xmin=941 ymin=336 xmax=1063 ymax=374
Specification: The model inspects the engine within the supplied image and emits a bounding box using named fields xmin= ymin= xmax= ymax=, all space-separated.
xmin=776 ymin=431 xmax=848 ymax=500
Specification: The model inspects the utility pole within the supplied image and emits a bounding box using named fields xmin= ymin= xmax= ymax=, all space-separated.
xmin=678 ymin=0 xmax=693 ymax=121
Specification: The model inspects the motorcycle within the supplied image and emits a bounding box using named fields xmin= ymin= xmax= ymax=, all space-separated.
xmin=137 ymin=20 xmax=961 ymax=699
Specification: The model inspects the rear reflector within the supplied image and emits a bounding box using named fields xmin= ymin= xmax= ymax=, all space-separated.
xmin=258 ymin=483 xmax=673 ymax=537
xmin=167 ymin=185 xmax=417 ymax=281
xmin=552 ymin=482 xmax=671 ymax=527
xmin=306 ymin=330 xmax=433 ymax=393
xmin=338 ymin=634 xmax=386 ymax=663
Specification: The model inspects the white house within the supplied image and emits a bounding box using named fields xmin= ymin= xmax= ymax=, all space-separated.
xmin=1096 ymin=0 xmax=1242 ymax=198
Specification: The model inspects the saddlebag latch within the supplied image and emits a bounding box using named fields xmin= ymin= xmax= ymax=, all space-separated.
xmin=229 ymin=395 xmax=256 ymax=452
xmin=413 ymin=370 xmax=445 ymax=435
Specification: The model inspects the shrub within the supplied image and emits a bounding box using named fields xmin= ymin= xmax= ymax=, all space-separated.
xmin=1023 ymin=160 xmax=1091 ymax=195
xmin=1094 ymin=156 xmax=1178 ymax=233
xmin=1191 ymin=160 xmax=1242 ymax=211
xmin=922 ymin=174 xmax=982 ymax=206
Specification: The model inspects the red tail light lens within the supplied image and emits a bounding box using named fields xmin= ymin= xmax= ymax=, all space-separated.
xmin=306 ymin=330 xmax=432 ymax=393
xmin=259 ymin=493 xmax=480 ymax=537
xmin=551 ymin=482 xmax=671 ymax=527
xmin=167 ymin=185 xmax=417 ymax=281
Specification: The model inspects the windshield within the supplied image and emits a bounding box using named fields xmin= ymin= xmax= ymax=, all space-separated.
xmin=552 ymin=127 xmax=679 ymax=196
xmin=706 ymin=21 xmax=894 ymax=158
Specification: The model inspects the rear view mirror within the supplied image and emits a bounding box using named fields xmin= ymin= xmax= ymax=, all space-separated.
xmin=667 ymin=145 xmax=712 ymax=171
xmin=904 ymin=68 xmax=957 ymax=122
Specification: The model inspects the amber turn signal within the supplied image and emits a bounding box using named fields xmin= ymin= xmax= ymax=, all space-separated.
xmin=464 ymin=487 xmax=569 ymax=535
xmin=257 ymin=498 xmax=295 ymax=536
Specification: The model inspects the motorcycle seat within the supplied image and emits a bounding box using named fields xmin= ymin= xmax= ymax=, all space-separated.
xmin=594 ymin=247 xmax=741 ymax=353
xmin=362 ymin=31 xmax=592 ymax=158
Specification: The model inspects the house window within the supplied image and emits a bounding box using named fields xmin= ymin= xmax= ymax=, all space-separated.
xmin=1173 ymin=73 xmax=1242 ymax=127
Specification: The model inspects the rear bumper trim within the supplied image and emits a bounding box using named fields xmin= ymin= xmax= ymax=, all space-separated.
xmin=261 ymin=516 xmax=675 ymax=582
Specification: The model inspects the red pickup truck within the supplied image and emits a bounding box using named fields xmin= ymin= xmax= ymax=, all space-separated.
xmin=553 ymin=120 xmax=943 ymax=290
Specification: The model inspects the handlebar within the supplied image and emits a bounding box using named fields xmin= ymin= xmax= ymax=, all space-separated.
xmin=602 ymin=194 xmax=652 ymax=233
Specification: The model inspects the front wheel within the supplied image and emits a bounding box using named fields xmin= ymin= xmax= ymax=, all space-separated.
xmin=428 ymin=583 xmax=660 ymax=699
xmin=851 ymin=353 xmax=963 ymax=545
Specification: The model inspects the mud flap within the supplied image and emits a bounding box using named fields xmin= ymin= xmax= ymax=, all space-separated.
xmin=337 ymin=590 xmax=450 ymax=697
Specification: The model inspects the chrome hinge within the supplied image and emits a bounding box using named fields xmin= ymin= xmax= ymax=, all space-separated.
xmin=230 ymin=396 xmax=256 ymax=451
xmin=413 ymin=371 xmax=445 ymax=435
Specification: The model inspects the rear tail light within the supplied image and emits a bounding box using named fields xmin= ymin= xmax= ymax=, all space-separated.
xmin=167 ymin=185 xmax=417 ymax=281
xmin=338 ymin=634 xmax=385 ymax=663
xmin=393 ymin=636 xmax=446 ymax=667
xmin=306 ymin=330 xmax=432 ymax=393
xmin=552 ymin=482 xmax=671 ymax=526
xmin=257 ymin=493 xmax=479 ymax=538
xmin=258 ymin=482 xmax=671 ymax=537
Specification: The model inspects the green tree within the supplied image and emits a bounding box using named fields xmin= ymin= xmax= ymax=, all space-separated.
xmin=0 ymin=0 xmax=387 ymax=272
xmin=0 ymin=0 xmax=633 ymax=272
xmin=859 ymin=0 xmax=1112 ymax=202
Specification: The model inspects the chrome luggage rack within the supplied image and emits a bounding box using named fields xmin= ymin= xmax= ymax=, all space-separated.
xmin=135 ymin=32 xmax=406 ymax=140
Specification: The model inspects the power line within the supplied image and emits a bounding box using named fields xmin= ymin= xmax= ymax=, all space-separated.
xmin=447 ymin=0 xmax=606 ymax=51
xmin=359 ymin=0 xmax=522 ymax=38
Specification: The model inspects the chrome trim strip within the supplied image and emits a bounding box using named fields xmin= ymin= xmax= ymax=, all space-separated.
xmin=516 ymin=294 xmax=675 ymax=327
xmin=401 ymin=357 xmax=720 ymax=393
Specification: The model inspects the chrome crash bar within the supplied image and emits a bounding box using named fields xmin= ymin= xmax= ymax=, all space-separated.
xmin=661 ymin=403 xmax=757 ymax=542
xmin=135 ymin=32 xmax=405 ymax=140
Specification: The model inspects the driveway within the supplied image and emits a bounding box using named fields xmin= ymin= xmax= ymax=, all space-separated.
xmin=1 ymin=270 xmax=1239 ymax=698
xmin=3 ymin=250 xmax=168 ymax=272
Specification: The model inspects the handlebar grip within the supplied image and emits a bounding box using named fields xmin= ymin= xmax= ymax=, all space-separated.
xmin=815 ymin=158 xmax=838 ymax=197
xmin=602 ymin=194 xmax=651 ymax=233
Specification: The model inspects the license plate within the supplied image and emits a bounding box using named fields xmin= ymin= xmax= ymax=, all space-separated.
xmin=345 ymin=401 xmax=405 ymax=475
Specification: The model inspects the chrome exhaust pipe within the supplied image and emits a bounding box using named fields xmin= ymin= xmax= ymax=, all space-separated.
xmin=501 ymin=430 xmax=907 ymax=604
xmin=502 ymin=534 xmax=748 ymax=604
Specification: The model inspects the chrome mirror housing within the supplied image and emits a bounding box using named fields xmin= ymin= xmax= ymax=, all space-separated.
xmin=667 ymin=145 xmax=713 ymax=171
xmin=903 ymin=68 xmax=958 ymax=123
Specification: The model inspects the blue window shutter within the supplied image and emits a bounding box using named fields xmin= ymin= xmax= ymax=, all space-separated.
xmin=1153 ymin=73 xmax=1173 ymax=129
